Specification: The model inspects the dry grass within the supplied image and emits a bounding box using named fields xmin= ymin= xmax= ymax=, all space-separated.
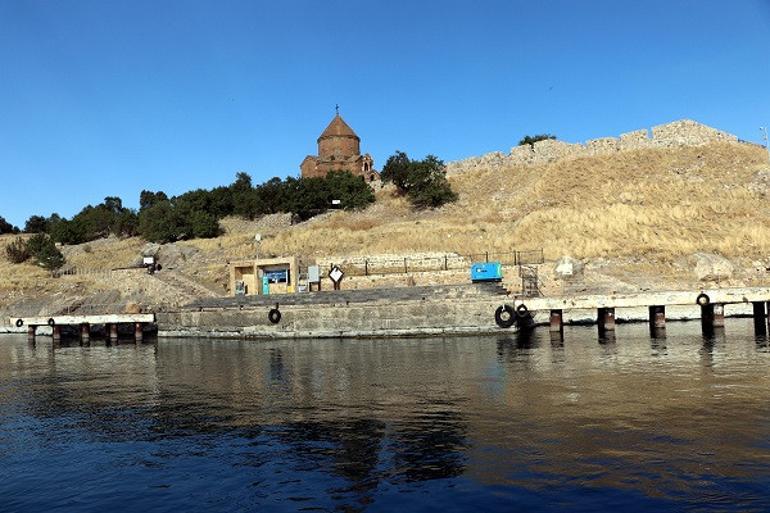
xmin=258 ymin=142 xmax=770 ymax=261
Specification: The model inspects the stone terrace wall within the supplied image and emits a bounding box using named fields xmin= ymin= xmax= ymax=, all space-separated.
xmin=446 ymin=119 xmax=740 ymax=175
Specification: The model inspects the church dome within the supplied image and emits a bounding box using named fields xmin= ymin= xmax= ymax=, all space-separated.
xmin=318 ymin=114 xmax=360 ymax=141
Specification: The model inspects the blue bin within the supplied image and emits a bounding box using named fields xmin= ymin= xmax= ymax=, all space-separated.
xmin=470 ymin=262 xmax=503 ymax=282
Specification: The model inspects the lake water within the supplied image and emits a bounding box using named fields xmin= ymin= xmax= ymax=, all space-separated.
xmin=2 ymin=320 xmax=770 ymax=512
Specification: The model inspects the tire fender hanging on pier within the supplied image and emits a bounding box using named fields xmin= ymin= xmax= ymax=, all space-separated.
xmin=47 ymin=318 xmax=55 ymax=327
xmin=268 ymin=308 xmax=282 ymax=324
xmin=15 ymin=319 xmax=23 ymax=328
xmin=516 ymin=304 xmax=529 ymax=318
xmin=696 ymin=293 xmax=710 ymax=306
xmin=495 ymin=305 xmax=516 ymax=328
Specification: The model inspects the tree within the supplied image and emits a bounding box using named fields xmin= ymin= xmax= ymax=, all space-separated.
xmin=24 ymin=215 xmax=48 ymax=233
xmin=380 ymin=150 xmax=411 ymax=190
xmin=405 ymin=155 xmax=458 ymax=209
xmin=0 ymin=216 xmax=18 ymax=234
xmin=380 ymin=152 xmax=457 ymax=209
xmin=137 ymin=201 xmax=181 ymax=243
xmin=139 ymin=190 xmax=169 ymax=211
xmin=26 ymin=233 xmax=65 ymax=270
xmin=518 ymin=134 xmax=556 ymax=147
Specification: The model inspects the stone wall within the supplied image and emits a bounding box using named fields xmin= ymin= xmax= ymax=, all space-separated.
xmin=157 ymin=296 xmax=512 ymax=339
xmin=446 ymin=119 xmax=741 ymax=175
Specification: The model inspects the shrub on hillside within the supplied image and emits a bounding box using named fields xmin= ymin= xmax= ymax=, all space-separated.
xmin=5 ymin=237 xmax=30 ymax=264
xmin=381 ymin=152 xmax=457 ymax=209
xmin=518 ymin=134 xmax=556 ymax=147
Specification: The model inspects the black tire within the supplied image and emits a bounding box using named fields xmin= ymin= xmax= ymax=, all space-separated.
xmin=47 ymin=318 xmax=55 ymax=327
xmin=495 ymin=305 xmax=516 ymax=328
xmin=268 ymin=308 xmax=282 ymax=324
xmin=15 ymin=319 xmax=23 ymax=328
xmin=696 ymin=293 xmax=710 ymax=306
xmin=516 ymin=304 xmax=529 ymax=318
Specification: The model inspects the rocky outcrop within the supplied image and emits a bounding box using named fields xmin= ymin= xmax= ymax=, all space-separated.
xmin=446 ymin=119 xmax=741 ymax=175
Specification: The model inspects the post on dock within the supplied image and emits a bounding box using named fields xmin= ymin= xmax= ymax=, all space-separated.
xmin=134 ymin=322 xmax=143 ymax=342
xmin=597 ymin=307 xmax=615 ymax=332
xmin=109 ymin=323 xmax=118 ymax=342
xmin=52 ymin=325 xmax=62 ymax=343
xmin=753 ymin=302 xmax=767 ymax=335
xmin=648 ymin=305 xmax=666 ymax=329
xmin=549 ymin=309 xmax=563 ymax=333
xmin=80 ymin=323 xmax=90 ymax=343
xmin=27 ymin=325 xmax=35 ymax=341
xmin=701 ymin=303 xmax=725 ymax=329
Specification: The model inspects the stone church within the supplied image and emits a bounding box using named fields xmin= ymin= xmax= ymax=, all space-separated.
xmin=300 ymin=112 xmax=379 ymax=181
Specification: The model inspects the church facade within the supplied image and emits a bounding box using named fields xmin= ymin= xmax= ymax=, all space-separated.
xmin=300 ymin=113 xmax=379 ymax=181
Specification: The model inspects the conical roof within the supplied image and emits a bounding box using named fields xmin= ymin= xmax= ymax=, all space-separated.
xmin=318 ymin=114 xmax=359 ymax=140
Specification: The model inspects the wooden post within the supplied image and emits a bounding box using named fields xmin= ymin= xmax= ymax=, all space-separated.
xmin=444 ymin=255 xmax=448 ymax=271
xmin=134 ymin=322 xmax=143 ymax=342
xmin=404 ymin=258 xmax=408 ymax=274
xmin=109 ymin=323 xmax=118 ymax=342
xmin=27 ymin=325 xmax=35 ymax=341
xmin=753 ymin=302 xmax=767 ymax=335
xmin=597 ymin=307 xmax=615 ymax=332
xmin=648 ymin=305 xmax=666 ymax=329
xmin=549 ymin=309 xmax=563 ymax=333
xmin=53 ymin=325 xmax=61 ymax=343
xmin=80 ymin=323 xmax=90 ymax=343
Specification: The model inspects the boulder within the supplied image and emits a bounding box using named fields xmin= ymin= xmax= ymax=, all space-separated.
xmin=554 ymin=256 xmax=583 ymax=278
xmin=692 ymin=252 xmax=733 ymax=281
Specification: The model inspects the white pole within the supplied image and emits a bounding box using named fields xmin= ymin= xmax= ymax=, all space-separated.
xmin=761 ymin=127 xmax=770 ymax=164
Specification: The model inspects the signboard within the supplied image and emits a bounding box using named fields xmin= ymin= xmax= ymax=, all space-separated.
xmin=308 ymin=265 xmax=320 ymax=283
xmin=329 ymin=265 xmax=344 ymax=284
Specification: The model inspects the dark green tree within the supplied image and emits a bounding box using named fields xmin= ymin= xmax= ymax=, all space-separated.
xmin=139 ymin=190 xmax=169 ymax=211
xmin=518 ymin=134 xmax=556 ymax=147
xmin=26 ymin=233 xmax=65 ymax=270
xmin=0 ymin=216 xmax=18 ymax=234
xmin=380 ymin=152 xmax=457 ymax=209
xmin=137 ymin=201 xmax=181 ymax=243
xmin=24 ymin=215 xmax=48 ymax=233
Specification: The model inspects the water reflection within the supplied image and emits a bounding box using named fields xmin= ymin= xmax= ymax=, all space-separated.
xmin=3 ymin=320 xmax=770 ymax=511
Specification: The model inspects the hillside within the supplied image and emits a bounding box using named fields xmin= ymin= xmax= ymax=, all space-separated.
xmin=2 ymin=124 xmax=770 ymax=319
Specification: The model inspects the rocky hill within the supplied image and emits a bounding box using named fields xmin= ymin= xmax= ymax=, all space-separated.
xmin=2 ymin=119 xmax=770 ymax=321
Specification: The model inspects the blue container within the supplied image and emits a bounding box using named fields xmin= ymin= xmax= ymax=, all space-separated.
xmin=470 ymin=262 xmax=503 ymax=282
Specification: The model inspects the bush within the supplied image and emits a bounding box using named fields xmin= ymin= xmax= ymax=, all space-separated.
xmin=5 ymin=237 xmax=30 ymax=263
xmin=518 ymin=134 xmax=556 ymax=147
xmin=24 ymin=233 xmax=65 ymax=270
xmin=381 ymin=152 xmax=457 ymax=209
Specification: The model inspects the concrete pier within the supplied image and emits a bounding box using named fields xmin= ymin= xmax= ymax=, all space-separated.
xmin=549 ymin=309 xmax=563 ymax=333
xmin=649 ymin=305 xmax=666 ymax=329
xmin=753 ymin=302 xmax=766 ymax=335
xmin=80 ymin=323 xmax=90 ymax=343
xmin=597 ymin=307 xmax=615 ymax=332
xmin=10 ymin=314 xmax=155 ymax=343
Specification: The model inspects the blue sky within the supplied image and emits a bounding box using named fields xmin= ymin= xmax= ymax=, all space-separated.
xmin=1 ymin=0 xmax=769 ymax=227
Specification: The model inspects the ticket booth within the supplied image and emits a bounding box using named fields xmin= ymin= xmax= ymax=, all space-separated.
xmin=230 ymin=257 xmax=298 ymax=296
